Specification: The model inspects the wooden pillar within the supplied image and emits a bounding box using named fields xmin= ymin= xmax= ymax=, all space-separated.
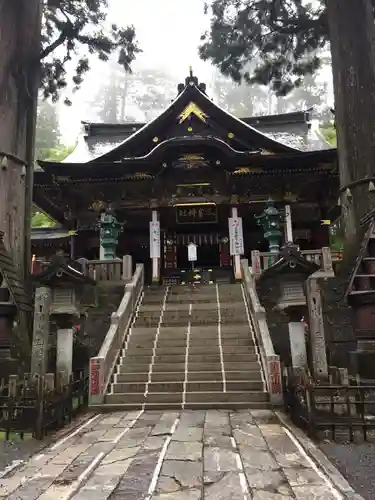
xmin=30 ymin=287 xmax=52 ymax=376
xmin=306 ymin=278 xmax=328 ymax=379
xmin=150 ymin=210 xmax=160 ymax=283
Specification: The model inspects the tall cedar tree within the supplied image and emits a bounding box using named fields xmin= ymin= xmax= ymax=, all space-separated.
xmin=0 ymin=0 xmax=139 ymax=356
xmin=0 ymin=0 xmax=139 ymax=278
xmin=200 ymin=0 xmax=375 ymax=243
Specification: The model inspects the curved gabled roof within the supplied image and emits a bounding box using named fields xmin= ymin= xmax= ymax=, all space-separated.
xmin=84 ymin=81 xmax=297 ymax=163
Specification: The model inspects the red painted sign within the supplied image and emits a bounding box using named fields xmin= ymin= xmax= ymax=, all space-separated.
xmin=90 ymin=359 xmax=101 ymax=395
xmin=269 ymin=359 xmax=282 ymax=395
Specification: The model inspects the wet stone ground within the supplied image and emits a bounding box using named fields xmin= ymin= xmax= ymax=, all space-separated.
xmin=0 ymin=410 xmax=359 ymax=499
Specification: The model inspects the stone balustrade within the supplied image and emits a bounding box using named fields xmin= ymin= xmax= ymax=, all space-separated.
xmin=241 ymin=259 xmax=283 ymax=405
xmin=89 ymin=264 xmax=144 ymax=406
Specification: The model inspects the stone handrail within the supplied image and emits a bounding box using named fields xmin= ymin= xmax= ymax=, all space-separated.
xmin=89 ymin=264 xmax=144 ymax=406
xmin=241 ymin=259 xmax=283 ymax=405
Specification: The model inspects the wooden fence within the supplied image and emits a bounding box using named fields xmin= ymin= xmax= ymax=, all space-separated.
xmin=283 ymin=367 xmax=375 ymax=442
xmin=0 ymin=372 xmax=88 ymax=440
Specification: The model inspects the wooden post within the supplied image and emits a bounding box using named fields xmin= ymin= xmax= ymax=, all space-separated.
xmin=30 ymin=287 xmax=52 ymax=376
xmin=305 ymin=278 xmax=329 ymax=380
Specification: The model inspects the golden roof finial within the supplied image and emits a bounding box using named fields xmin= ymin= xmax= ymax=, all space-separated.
xmin=189 ymin=65 xmax=193 ymax=77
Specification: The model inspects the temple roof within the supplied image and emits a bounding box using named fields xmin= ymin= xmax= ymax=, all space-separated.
xmin=63 ymin=108 xmax=328 ymax=163
xmin=44 ymin=72 xmax=331 ymax=169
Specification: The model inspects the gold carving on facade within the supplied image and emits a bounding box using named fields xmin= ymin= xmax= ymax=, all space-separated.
xmin=89 ymin=200 xmax=106 ymax=212
xmin=261 ymin=150 xmax=275 ymax=155
xmin=178 ymin=102 xmax=208 ymax=123
xmin=284 ymin=191 xmax=298 ymax=202
xmin=233 ymin=167 xmax=263 ymax=175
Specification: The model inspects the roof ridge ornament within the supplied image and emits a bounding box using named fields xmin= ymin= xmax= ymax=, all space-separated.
xmin=177 ymin=67 xmax=207 ymax=94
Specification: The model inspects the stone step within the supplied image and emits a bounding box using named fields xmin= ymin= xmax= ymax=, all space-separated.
xmin=105 ymin=390 xmax=268 ymax=405
xmin=98 ymin=401 xmax=270 ymax=411
xmin=138 ymin=302 xmax=245 ymax=313
xmin=126 ymin=337 xmax=255 ymax=351
xmin=185 ymin=391 xmax=269 ymax=404
xmin=124 ymin=345 xmax=258 ymax=356
xmin=115 ymin=370 xmax=264 ymax=384
xmin=118 ymin=360 xmax=262 ymax=373
xmin=123 ymin=353 xmax=259 ymax=364
xmin=119 ymin=361 xmax=262 ymax=374
xmin=130 ymin=325 xmax=252 ymax=337
xmin=154 ymin=337 xmax=256 ymax=348
xmin=112 ymin=380 xmax=264 ymax=394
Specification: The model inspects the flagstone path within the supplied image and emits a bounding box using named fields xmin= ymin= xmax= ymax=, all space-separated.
xmin=0 ymin=409 xmax=362 ymax=500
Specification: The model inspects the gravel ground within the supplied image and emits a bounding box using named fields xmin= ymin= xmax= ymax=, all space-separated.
xmin=0 ymin=438 xmax=45 ymax=473
xmin=320 ymin=442 xmax=375 ymax=499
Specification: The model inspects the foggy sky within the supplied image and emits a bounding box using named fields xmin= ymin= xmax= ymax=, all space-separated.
xmin=59 ymin=0 xmax=212 ymax=141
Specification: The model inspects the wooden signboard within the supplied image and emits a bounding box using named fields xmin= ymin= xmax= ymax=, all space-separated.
xmin=176 ymin=204 xmax=217 ymax=224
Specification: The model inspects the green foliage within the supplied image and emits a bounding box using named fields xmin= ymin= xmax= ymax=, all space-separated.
xmin=43 ymin=144 xmax=76 ymax=162
xmin=31 ymin=211 xmax=56 ymax=228
xmin=40 ymin=0 xmax=141 ymax=103
xmin=212 ymin=67 xmax=269 ymax=116
xmin=320 ymin=124 xmax=337 ymax=147
xmin=35 ymin=99 xmax=61 ymax=159
xmin=92 ymin=66 xmax=178 ymax=122
xmin=200 ymin=0 xmax=329 ymax=94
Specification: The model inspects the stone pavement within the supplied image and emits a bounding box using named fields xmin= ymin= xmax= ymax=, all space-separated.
xmin=0 ymin=410 xmax=362 ymax=500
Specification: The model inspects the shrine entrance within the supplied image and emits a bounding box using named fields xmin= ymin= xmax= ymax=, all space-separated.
xmin=175 ymin=233 xmax=221 ymax=269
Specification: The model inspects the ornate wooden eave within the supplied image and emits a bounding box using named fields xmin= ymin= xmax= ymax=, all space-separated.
xmin=36 ymin=143 xmax=337 ymax=181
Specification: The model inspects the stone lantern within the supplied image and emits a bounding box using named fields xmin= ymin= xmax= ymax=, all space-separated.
xmin=32 ymin=254 xmax=96 ymax=383
xmin=100 ymin=208 xmax=123 ymax=260
xmin=255 ymin=200 xmax=285 ymax=267
xmin=258 ymin=243 xmax=321 ymax=373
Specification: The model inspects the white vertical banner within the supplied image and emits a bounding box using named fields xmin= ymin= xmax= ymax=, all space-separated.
xmin=284 ymin=204 xmax=293 ymax=243
xmin=188 ymin=242 xmax=197 ymax=262
xmin=149 ymin=220 xmax=160 ymax=259
xmin=229 ymin=217 xmax=244 ymax=256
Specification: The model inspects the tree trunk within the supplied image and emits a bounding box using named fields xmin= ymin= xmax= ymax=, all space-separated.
xmin=326 ymin=0 xmax=375 ymax=243
xmin=0 ymin=0 xmax=42 ymax=278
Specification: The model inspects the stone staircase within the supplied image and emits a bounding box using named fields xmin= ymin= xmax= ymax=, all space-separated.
xmin=104 ymin=283 xmax=269 ymax=409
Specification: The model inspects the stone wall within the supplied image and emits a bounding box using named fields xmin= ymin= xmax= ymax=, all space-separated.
xmin=256 ymin=280 xmax=291 ymax=366
xmin=320 ymin=277 xmax=356 ymax=368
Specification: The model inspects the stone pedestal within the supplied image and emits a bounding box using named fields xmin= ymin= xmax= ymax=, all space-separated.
xmin=31 ymin=287 xmax=52 ymax=376
xmin=56 ymin=328 xmax=74 ymax=384
xmin=288 ymin=322 xmax=307 ymax=370
xmin=306 ymin=278 xmax=328 ymax=379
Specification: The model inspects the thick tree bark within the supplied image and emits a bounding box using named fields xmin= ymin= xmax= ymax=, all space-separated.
xmin=0 ymin=0 xmax=42 ymax=278
xmin=326 ymin=0 xmax=375 ymax=243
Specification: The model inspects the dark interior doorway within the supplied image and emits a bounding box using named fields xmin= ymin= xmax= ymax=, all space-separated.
xmin=176 ymin=242 xmax=220 ymax=268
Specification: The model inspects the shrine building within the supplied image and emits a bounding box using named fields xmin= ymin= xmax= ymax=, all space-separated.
xmin=33 ymin=70 xmax=339 ymax=283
